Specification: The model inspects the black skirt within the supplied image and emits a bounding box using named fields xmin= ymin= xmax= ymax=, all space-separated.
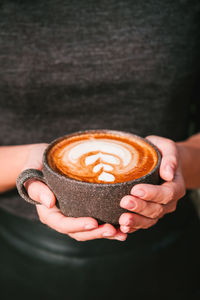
xmin=0 ymin=200 xmax=199 ymax=300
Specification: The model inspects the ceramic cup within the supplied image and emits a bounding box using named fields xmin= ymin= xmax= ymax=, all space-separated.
xmin=16 ymin=130 xmax=161 ymax=225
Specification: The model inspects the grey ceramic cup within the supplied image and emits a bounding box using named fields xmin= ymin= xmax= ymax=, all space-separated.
xmin=16 ymin=130 xmax=161 ymax=225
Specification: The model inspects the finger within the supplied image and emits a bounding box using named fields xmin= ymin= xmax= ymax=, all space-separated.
xmin=120 ymin=227 xmax=138 ymax=234
xmin=146 ymin=136 xmax=178 ymax=181
xmin=107 ymin=229 xmax=128 ymax=241
xmin=131 ymin=182 xmax=176 ymax=205
xmin=120 ymin=195 xmax=164 ymax=219
xmin=130 ymin=170 xmax=185 ymax=205
xmin=119 ymin=212 xmax=158 ymax=232
xmin=36 ymin=205 xmax=99 ymax=233
xmin=68 ymin=224 xmax=118 ymax=242
xmin=26 ymin=179 xmax=56 ymax=208
xmin=163 ymin=199 xmax=178 ymax=214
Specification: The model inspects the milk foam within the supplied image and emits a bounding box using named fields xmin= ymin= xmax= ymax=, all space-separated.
xmin=48 ymin=132 xmax=158 ymax=183
xmin=66 ymin=140 xmax=134 ymax=166
xmin=93 ymin=163 xmax=113 ymax=173
xmin=98 ymin=171 xmax=115 ymax=182
xmin=85 ymin=153 xmax=120 ymax=166
xmin=60 ymin=139 xmax=139 ymax=182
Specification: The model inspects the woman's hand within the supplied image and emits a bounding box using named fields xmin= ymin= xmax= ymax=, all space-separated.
xmin=119 ymin=136 xmax=186 ymax=234
xmin=23 ymin=143 xmax=127 ymax=242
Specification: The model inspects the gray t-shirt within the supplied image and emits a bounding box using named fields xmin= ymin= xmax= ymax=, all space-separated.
xmin=0 ymin=0 xmax=199 ymax=224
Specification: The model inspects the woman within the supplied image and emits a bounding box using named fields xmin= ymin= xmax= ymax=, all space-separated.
xmin=0 ymin=1 xmax=199 ymax=299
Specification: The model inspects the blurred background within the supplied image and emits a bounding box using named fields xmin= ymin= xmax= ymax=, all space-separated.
xmin=191 ymin=189 xmax=200 ymax=218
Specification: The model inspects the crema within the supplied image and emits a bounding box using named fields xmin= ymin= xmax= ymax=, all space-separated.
xmin=47 ymin=131 xmax=158 ymax=184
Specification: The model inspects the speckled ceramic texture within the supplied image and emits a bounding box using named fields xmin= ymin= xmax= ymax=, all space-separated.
xmin=16 ymin=130 xmax=161 ymax=225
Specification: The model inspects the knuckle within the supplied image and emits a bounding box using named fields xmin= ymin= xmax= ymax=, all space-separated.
xmin=153 ymin=218 xmax=159 ymax=226
xmin=131 ymin=222 xmax=140 ymax=230
xmin=73 ymin=235 xmax=84 ymax=242
xmin=161 ymin=198 xmax=168 ymax=205
xmin=149 ymin=206 xmax=163 ymax=219
xmin=162 ymin=188 xmax=174 ymax=204
xmin=144 ymin=219 xmax=158 ymax=229
xmin=172 ymin=205 xmax=177 ymax=212
xmin=169 ymin=203 xmax=177 ymax=213
xmin=168 ymin=188 xmax=175 ymax=201
xmin=149 ymin=211 xmax=158 ymax=219
xmin=38 ymin=214 xmax=46 ymax=224
xmin=149 ymin=219 xmax=158 ymax=229
xmin=158 ymin=205 xmax=164 ymax=217
xmin=137 ymin=200 xmax=147 ymax=213
xmin=143 ymin=222 xmax=152 ymax=229
xmin=134 ymin=225 xmax=141 ymax=230
xmin=165 ymin=148 xmax=178 ymax=167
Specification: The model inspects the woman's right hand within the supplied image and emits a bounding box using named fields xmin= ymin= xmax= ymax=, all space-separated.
xmin=22 ymin=143 xmax=127 ymax=242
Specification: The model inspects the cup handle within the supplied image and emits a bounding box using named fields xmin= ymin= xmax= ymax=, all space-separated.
xmin=16 ymin=169 xmax=47 ymax=205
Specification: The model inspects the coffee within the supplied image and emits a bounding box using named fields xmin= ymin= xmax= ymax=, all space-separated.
xmin=47 ymin=131 xmax=158 ymax=184
xmin=17 ymin=130 xmax=161 ymax=224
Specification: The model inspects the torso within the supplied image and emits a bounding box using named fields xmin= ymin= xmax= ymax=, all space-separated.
xmin=0 ymin=0 xmax=199 ymax=224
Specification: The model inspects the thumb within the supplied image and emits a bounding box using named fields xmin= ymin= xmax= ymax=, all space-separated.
xmin=146 ymin=136 xmax=178 ymax=182
xmin=22 ymin=143 xmax=56 ymax=208
xmin=25 ymin=179 xmax=56 ymax=208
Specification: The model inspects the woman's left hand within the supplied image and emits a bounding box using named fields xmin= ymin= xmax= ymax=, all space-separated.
xmin=119 ymin=135 xmax=186 ymax=234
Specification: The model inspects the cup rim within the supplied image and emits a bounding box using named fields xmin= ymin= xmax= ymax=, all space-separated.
xmin=43 ymin=129 xmax=162 ymax=187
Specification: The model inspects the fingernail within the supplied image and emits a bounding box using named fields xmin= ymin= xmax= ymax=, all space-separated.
xmin=121 ymin=226 xmax=130 ymax=233
xmin=121 ymin=219 xmax=131 ymax=226
xmin=103 ymin=231 xmax=114 ymax=237
xmin=124 ymin=199 xmax=137 ymax=210
xmin=132 ymin=189 xmax=145 ymax=198
xmin=40 ymin=194 xmax=51 ymax=208
xmin=84 ymin=224 xmax=97 ymax=230
xmin=115 ymin=236 xmax=127 ymax=241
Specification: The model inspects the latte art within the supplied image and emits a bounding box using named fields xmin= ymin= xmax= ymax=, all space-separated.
xmin=47 ymin=131 xmax=158 ymax=184
xmin=60 ymin=139 xmax=140 ymax=183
